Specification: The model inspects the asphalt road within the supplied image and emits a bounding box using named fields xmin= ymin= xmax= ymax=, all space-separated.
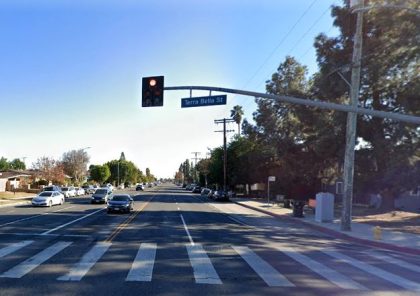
xmin=0 ymin=184 xmax=419 ymax=296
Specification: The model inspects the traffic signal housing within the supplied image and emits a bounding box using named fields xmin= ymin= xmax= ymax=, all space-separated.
xmin=142 ymin=76 xmax=164 ymax=107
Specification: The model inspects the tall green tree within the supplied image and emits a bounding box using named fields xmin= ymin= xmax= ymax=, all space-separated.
xmin=312 ymin=0 xmax=420 ymax=206
xmin=90 ymin=165 xmax=111 ymax=184
xmin=9 ymin=158 xmax=26 ymax=170
xmin=230 ymin=105 xmax=244 ymax=135
xmin=0 ymin=157 xmax=10 ymax=170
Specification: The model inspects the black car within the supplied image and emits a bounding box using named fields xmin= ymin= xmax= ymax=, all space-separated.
xmin=213 ymin=190 xmax=229 ymax=201
xmin=107 ymin=194 xmax=134 ymax=213
xmin=192 ymin=186 xmax=202 ymax=193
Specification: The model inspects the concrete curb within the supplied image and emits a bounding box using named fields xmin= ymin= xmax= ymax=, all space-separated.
xmin=233 ymin=200 xmax=420 ymax=256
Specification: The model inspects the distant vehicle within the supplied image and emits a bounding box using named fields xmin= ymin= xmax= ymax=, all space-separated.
xmin=32 ymin=191 xmax=65 ymax=207
xmin=182 ymin=184 xmax=187 ymax=188
xmin=201 ymin=188 xmax=211 ymax=196
xmin=212 ymin=190 xmax=229 ymax=201
xmin=82 ymin=185 xmax=95 ymax=194
xmin=107 ymin=194 xmax=134 ymax=213
xmin=61 ymin=186 xmax=76 ymax=198
xmin=192 ymin=186 xmax=202 ymax=193
xmin=42 ymin=185 xmax=62 ymax=193
xmin=136 ymin=184 xmax=145 ymax=191
xmin=148 ymin=183 xmax=153 ymax=188
xmin=106 ymin=183 xmax=114 ymax=191
xmin=91 ymin=188 xmax=113 ymax=204
xmin=75 ymin=187 xmax=85 ymax=196
xmin=186 ymin=184 xmax=196 ymax=191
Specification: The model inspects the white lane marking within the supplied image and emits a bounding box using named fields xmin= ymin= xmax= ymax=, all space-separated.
xmin=0 ymin=232 xmax=90 ymax=238
xmin=126 ymin=243 xmax=157 ymax=282
xmin=280 ymin=246 xmax=367 ymax=290
xmin=366 ymin=251 xmax=420 ymax=273
xmin=41 ymin=208 xmax=105 ymax=235
xmin=52 ymin=206 xmax=75 ymax=212
xmin=0 ymin=206 xmax=76 ymax=227
xmin=232 ymin=246 xmax=294 ymax=287
xmin=227 ymin=215 xmax=251 ymax=227
xmin=57 ymin=242 xmax=111 ymax=281
xmin=6 ymin=210 xmax=15 ymax=213
xmin=180 ymin=214 xmax=194 ymax=246
xmin=0 ymin=241 xmax=34 ymax=258
xmin=0 ymin=241 xmax=72 ymax=278
xmin=322 ymin=249 xmax=420 ymax=292
xmin=186 ymin=244 xmax=222 ymax=285
xmin=177 ymin=207 xmax=180 ymax=210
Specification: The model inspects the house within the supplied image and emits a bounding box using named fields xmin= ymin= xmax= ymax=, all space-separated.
xmin=0 ymin=170 xmax=33 ymax=192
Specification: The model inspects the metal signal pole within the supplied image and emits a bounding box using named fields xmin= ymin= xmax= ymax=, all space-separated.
xmin=215 ymin=118 xmax=235 ymax=191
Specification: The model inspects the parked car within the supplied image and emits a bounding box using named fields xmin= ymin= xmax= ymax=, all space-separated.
xmin=192 ymin=186 xmax=202 ymax=193
xmin=201 ymin=188 xmax=211 ymax=196
xmin=42 ymin=185 xmax=62 ymax=193
xmin=32 ymin=191 xmax=65 ymax=207
xmin=212 ymin=190 xmax=229 ymax=201
xmin=75 ymin=187 xmax=85 ymax=196
xmin=136 ymin=184 xmax=145 ymax=191
xmin=148 ymin=183 xmax=153 ymax=188
xmin=91 ymin=188 xmax=113 ymax=204
xmin=61 ymin=186 xmax=76 ymax=198
xmin=106 ymin=183 xmax=114 ymax=191
xmin=107 ymin=194 xmax=134 ymax=213
xmin=82 ymin=185 xmax=95 ymax=194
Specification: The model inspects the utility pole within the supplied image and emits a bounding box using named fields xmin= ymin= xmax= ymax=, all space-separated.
xmin=191 ymin=152 xmax=201 ymax=183
xmin=342 ymin=0 xmax=364 ymax=231
xmin=214 ymin=118 xmax=235 ymax=191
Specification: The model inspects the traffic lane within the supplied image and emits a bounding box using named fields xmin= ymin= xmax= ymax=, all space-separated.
xmin=0 ymin=201 xmax=109 ymax=236
xmin=44 ymin=193 xmax=156 ymax=240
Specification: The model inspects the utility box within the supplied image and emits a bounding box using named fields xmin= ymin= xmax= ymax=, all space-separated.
xmin=315 ymin=192 xmax=335 ymax=222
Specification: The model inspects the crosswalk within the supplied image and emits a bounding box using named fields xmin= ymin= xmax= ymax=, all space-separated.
xmin=0 ymin=239 xmax=419 ymax=291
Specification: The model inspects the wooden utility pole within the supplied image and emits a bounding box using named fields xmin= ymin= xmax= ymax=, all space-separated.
xmin=214 ymin=118 xmax=235 ymax=191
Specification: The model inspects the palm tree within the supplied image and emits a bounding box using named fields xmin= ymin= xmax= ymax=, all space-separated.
xmin=230 ymin=105 xmax=244 ymax=135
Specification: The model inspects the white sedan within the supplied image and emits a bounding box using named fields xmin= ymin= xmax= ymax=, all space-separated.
xmin=32 ymin=191 xmax=65 ymax=207
xmin=75 ymin=187 xmax=85 ymax=196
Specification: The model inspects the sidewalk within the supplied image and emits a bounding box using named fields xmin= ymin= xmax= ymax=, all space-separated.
xmin=0 ymin=195 xmax=34 ymax=208
xmin=231 ymin=197 xmax=420 ymax=256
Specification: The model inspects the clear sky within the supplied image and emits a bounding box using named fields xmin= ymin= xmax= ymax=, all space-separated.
xmin=0 ymin=0 xmax=340 ymax=178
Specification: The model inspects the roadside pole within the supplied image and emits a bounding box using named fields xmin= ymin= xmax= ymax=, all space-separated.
xmin=342 ymin=0 xmax=364 ymax=231
xmin=214 ymin=118 xmax=235 ymax=192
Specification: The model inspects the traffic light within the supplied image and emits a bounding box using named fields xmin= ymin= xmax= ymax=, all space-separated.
xmin=142 ymin=76 xmax=164 ymax=107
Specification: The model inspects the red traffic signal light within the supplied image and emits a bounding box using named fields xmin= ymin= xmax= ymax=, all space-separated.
xmin=142 ymin=76 xmax=164 ymax=107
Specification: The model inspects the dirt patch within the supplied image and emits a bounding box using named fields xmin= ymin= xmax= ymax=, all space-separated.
xmin=333 ymin=205 xmax=420 ymax=235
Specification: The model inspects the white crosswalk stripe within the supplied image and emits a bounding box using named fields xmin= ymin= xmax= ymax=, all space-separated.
xmin=0 ymin=239 xmax=418 ymax=291
xmin=126 ymin=243 xmax=157 ymax=282
xmin=322 ymin=249 xmax=420 ymax=292
xmin=186 ymin=244 xmax=222 ymax=284
xmin=57 ymin=242 xmax=111 ymax=281
xmin=366 ymin=251 xmax=420 ymax=273
xmin=279 ymin=246 xmax=368 ymax=290
xmin=232 ymin=246 xmax=294 ymax=287
xmin=0 ymin=241 xmax=34 ymax=258
xmin=0 ymin=241 xmax=72 ymax=279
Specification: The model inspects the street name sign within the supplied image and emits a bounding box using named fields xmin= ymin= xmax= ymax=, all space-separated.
xmin=268 ymin=176 xmax=276 ymax=182
xmin=181 ymin=95 xmax=227 ymax=108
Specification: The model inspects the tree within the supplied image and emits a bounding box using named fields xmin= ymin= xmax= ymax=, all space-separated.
xmin=90 ymin=165 xmax=111 ymax=184
xmin=230 ymin=105 xmax=244 ymax=135
xmin=9 ymin=158 xmax=26 ymax=170
xmin=120 ymin=152 xmax=126 ymax=161
xmin=312 ymin=0 xmax=420 ymax=207
xmin=0 ymin=157 xmax=9 ymax=170
xmin=62 ymin=149 xmax=90 ymax=184
xmin=31 ymin=157 xmax=65 ymax=184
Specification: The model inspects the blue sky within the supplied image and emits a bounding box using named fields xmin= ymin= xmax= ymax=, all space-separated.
xmin=0 ymin=0 xmax=340 ymax=178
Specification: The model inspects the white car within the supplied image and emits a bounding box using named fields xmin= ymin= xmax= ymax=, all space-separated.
xmin=32 ymin=191 xmax=65 ymax=207
xmin=106 ymin=183 xmax=114 ymax=191
xmin=75 ymin=187 xmax=85 ymax=196
xmin=61 ymin=186 xmax=76 ymax=198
